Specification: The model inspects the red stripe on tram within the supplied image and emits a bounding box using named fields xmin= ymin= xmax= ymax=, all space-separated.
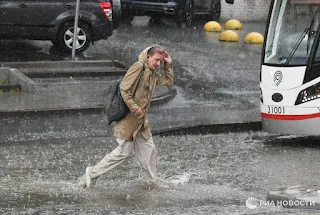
xmin=261 ymin=112 xmax=320 ymax=120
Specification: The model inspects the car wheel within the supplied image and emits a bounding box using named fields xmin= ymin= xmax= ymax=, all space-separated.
xmin=177 ymin=0 xmax=194 ymax=27
xmin=57 ymin=21 xmax=91 ymax=52
xmin=122 ymin=14 xmax=134 ymax=23
xmin=209 ymin=0 xmax=221 ymax=21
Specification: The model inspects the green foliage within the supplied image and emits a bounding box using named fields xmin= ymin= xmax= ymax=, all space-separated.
xmin=0 ymin=80 xmax=10 ymax=85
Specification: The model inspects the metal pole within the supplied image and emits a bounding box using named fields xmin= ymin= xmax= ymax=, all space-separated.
xmin=72 ymin=0 xmax=80 ymax=59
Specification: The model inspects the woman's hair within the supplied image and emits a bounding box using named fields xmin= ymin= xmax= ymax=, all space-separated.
xmin=147 ymin=46 xmax=164 ymax=57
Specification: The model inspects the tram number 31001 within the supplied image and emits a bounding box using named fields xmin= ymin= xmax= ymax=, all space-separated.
xmin=267 ymin=106 xmax=285 ymax=114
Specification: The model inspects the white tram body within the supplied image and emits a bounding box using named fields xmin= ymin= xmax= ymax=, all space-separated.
xmin=261 ymin=0 xmax=320 ymax=134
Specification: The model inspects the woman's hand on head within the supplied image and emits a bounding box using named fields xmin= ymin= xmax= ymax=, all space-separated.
xmin=163 ymin=51 xmax=172 ymax=64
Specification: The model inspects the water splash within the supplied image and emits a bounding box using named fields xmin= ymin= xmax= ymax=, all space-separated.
xmin=166 ymin=172 xmax=193 ymax=185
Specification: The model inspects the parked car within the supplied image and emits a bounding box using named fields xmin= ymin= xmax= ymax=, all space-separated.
xmin=0 ymin=0 xmax=121 ymax=52
xmin=121 ymin=0 xmax=233 ymax=26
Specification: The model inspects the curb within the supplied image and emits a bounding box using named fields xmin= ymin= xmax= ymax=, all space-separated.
xmin=151 ymin=85 xmax=177 ymax=106
xmin=154 ymin=122 xmax=262 ymax=136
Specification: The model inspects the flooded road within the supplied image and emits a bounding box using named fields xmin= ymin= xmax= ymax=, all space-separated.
xmin=1 ymin=131 xmax=319 ymax=214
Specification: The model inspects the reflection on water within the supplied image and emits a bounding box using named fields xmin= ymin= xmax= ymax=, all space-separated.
xmin=203 ymin=31 xmax=221 ymax=44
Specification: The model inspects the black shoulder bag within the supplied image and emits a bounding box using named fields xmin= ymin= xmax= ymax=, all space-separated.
xmin=103 ymin=62 xmax=144 ymax=125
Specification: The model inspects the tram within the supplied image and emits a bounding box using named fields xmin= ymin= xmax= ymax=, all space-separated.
xmin=260 ymin=0 xmax=320 ymax=135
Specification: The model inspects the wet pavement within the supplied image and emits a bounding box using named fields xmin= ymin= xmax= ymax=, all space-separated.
xmin=100 ymin=18 xmax=264 ymax=128
xmin=104 ymin=17 xmax=265 ymax=96
xmin=1 ymin=131 xmax=320 ymax=214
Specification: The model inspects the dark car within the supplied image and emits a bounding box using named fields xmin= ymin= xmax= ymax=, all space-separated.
xmin=0 ymin=0 xmax=121 ymax=52
xmin=121 ymin=0 xmax=233 ymax=26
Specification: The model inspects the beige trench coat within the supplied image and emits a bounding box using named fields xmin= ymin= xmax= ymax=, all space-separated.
xmin=114 ymin=47 xmax=174 ymax=141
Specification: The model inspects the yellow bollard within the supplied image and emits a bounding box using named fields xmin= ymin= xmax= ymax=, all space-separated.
xmin=203 ymin=21 xmax=222 ymax=32
xmin=244 ymin=32 xmax=264 ymax=44
xmin=219 ymin=30 xmax=239 ymax=42
xmin=225 ymin=19 xmax=242 ymax=30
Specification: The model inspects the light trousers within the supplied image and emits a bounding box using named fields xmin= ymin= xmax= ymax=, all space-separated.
xmin=88 ymin=133 xmax=157 ymax=179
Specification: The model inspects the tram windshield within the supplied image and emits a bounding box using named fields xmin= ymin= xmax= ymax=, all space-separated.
xmin=264 ymin=0 xmax=320 ymax=66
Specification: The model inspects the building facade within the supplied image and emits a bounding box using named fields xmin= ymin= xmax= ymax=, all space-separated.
xmin=221 ymin=0 xmax=272 ymax=21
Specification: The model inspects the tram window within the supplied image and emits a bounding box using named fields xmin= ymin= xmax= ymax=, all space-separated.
xmin=306 ymin=38 xmax=320 ymax=82
xmin=310 ymin=9 xmax=320 ymax=63
xmin=313 ymin=42 xmax=320 ymax=63
xmin=264 ymin=1 xmax=317 ymax=66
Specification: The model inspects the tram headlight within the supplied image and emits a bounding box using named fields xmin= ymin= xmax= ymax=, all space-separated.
xmin=295 ymin=83 xmax=320 ymax=105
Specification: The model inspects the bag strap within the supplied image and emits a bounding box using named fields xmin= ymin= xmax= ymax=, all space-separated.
xmin=132 ymin=61 xmax=145 ymax=98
